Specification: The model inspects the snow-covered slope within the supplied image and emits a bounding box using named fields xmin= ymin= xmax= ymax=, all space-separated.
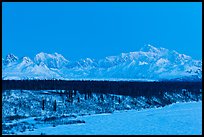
xmin=2 ymin=44 xmax=202 ymax=80
xmin=2 ymin=55 xmax=63 ymax=80
xmin=34 ymin=52 xmax=69 ymax=69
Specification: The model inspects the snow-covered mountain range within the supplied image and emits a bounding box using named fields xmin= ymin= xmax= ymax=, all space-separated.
xmin=2 ymin=44 xmax=202 ymax=81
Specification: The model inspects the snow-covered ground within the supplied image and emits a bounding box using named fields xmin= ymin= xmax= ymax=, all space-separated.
xmin=17 ymin=101 xmax=202 ymax=135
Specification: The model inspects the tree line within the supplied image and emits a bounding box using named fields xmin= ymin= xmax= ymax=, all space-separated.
xmin=2 ymin=80 xmax=202 ymax=97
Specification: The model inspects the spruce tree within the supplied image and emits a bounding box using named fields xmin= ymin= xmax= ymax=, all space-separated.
xmin=53 ymin=100 xmax=57 ymax=111
xmin=77 ymin=97 xmax=80 ymax=103
xmin=42 ymin=98 xmax=45 ymax=110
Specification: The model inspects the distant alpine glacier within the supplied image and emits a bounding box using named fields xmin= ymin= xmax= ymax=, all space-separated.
xmin=2 ymin=44 xmax=202 ymax=81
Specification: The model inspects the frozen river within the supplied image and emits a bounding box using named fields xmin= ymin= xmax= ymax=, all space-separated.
xmin=19 ymin=101 xmax=202 ymax=135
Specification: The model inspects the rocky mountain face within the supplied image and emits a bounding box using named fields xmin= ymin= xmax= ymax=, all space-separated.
xmin=2 ymin=44 xmax=202 ymax=81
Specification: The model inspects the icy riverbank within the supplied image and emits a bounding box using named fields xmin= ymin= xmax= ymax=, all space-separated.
xmin=17 ymin=101 xmax=202 ymax=135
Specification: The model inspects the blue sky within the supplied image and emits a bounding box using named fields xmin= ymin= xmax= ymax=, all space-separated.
xmin=2 ymin=2 xmax=202 ymax=60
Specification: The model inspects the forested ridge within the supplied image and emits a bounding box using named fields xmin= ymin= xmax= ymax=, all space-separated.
xmin=2 ymin=80 xmax=202 ymax=97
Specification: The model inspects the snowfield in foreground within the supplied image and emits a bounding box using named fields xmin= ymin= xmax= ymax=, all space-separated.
xmin=18 ymin=101 xmax=202 ymax=135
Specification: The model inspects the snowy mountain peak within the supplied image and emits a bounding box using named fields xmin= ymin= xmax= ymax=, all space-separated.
xmin=178 ymin=54 xmax=192 ymax=60
xmin=35 ymin=52 xmax=46 ymax=58
xmin=34 ymin=52 xmax=68 ymax=69
xmin=4 ymin=54 xmax=19 ymax=65
xmin=140 ymin=44 xmax=160 ymax=53
xmin=35 ymin=52 xmax=68 ymax=62
xmin=54 ymin=52 xmax=68 ymax=61
xmin=22 ymin=56 xmax=33 ymax=63
xmin=70 ymin=58 xmax=96 ymax=68
xmin=6 ymin=53 xmax=18 ymax=60
xmin=85 ymin=58 xmax=93 ymax=62
xmin=78 ymin=58 xmax=94 ymax=64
